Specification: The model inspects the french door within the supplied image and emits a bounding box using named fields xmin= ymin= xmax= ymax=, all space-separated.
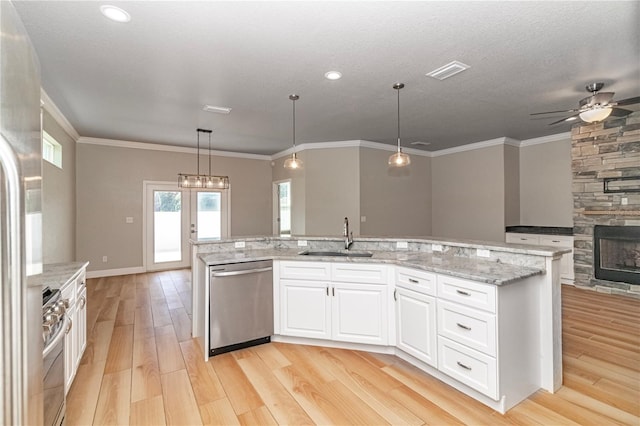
xmin=144 ymin=182 xmax=229 ymax=271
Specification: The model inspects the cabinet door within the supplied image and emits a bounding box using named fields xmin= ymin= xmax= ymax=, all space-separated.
xmin=281 ymin=279 xmax=331 ymax=339
xmin=396 ymin=287 xmax=437 ymax=367
xmin=332 ymin=283 xmax=388 ymax=345
xmin=64 ymin=300 xmax=76 ymax=394
xmin=75 ymin=286 xmax=87 ymax=367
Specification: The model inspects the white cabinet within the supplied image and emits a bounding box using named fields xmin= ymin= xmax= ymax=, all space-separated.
xmin=395 ymin=287 xmax=437 ymax=367
xmin=279 ymin=261 xmax=389 ymax=345
xmin=61 ymin=267 xmax=87 ymax=394
xmin=506 ymin=232 xmax=574 ymax=284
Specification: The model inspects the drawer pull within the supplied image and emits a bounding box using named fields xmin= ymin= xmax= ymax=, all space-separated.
xmin=408 ymin=278 xmax=419 ymax=284
xmin=393 ymin=289 xmax=397 ymax=301
xmin=552 ymin=240 xmax=560 ymax=243
xmin=456 ymin=289 xmax=471 ymax=296
xmin=456 ymin=323 xmax=471 ymax=331
xmin=326 ymin=287 xmax=329 ymax=296
xmin=456 ymin=361 xmax=472 ymax=371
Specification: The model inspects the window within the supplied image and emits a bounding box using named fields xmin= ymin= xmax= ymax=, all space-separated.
xmin=42 ymin=131 xmax=62 ymax=168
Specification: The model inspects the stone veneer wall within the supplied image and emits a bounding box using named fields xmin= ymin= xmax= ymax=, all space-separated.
xmin=572 ymin=111 xmax=640 ymax=298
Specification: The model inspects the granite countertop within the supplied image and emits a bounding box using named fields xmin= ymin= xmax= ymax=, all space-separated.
xmin=43 ymin=261 xmax=90 ymax=290
xmin=198 ymin=249 xmax=544 ymax=286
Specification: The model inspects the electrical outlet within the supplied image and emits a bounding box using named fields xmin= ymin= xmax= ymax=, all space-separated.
xmin=396 ymin=241 xmax=408 ymax=249
xmin=102 ymin=256 xmax=108 ymax=263
xmin=361 ymin=216 xmax=367 ymax=223
xmin=622 ymin=197 xmax=628 ymax=205
xmin=297 ymin=240 xmax=308 ymax=247
xmin=432 ymin=244 xmax=443 ymax=252
xmin=477 ymin=248 xmax=491 ymax=258
xmin=126 ymin=216 xmax=133 ymax=223
xmin=234 ymin=241 xmax=245 ymax=249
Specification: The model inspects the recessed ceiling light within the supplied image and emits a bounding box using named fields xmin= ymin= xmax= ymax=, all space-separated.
xmin=203 ymin=105 xmax=232 ymax=114
xmin=324 ymin=71 xmax=342 ymax=80
xmin=426 ymin=61 xmax=470 ymax=80
xmin=100 ymin=5 xmax=131 ymax=23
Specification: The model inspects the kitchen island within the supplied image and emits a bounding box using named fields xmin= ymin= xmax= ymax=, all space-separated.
xmin=191 ymin=236 xmax=568 ymax=413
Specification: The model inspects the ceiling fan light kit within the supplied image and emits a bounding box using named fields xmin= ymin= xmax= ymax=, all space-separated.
xmin=284 ymin=94 xmax=303 ymax=170
xmin=388 ymin=83 xmax=411 ymax=168
xmin=178 ymin=128 xmax=230 ymax=189
xmin=579 ymin=107 xmax=613 ymax=123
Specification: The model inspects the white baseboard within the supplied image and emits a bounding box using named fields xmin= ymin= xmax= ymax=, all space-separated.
xmin=86 ymin=266 xmax=146 ymax=279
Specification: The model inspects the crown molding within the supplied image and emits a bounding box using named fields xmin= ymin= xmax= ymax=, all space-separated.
xmin=519 ymin=132 xmax=571 ymax=147
xmin=430 ymin=137 xmax=517 ymax=157
xmin=77 ymin=137 xmax=271 ymax=160
xmin=270 ymin=139 xmax=433 ymax=160
xmin=40 ymin=89 xmax=80 ymax=141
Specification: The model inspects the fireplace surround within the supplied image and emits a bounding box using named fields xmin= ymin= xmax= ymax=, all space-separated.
xmin=593 ymin=225 xmax=640 ymax=285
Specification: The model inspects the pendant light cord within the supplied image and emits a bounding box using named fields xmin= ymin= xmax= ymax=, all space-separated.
xmin=397 ymin=87 xmax=401 ymax=151
xmin=208 ymin=131 xmax=212 ymax=175
xmin=196 ymin=129 xmax=200 ymax=175
xmin=292 ymin=97 xmax=296 ymax=150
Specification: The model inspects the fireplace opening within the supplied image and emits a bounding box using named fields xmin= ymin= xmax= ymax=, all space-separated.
xmin=593 ymin=225 xmax=640 ymax=285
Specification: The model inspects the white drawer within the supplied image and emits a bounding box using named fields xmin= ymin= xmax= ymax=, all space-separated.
xmin=396 ymin=267 xmax=436 ymax=296
xmin=438 ymin=337 xmax=497 ymax=400
xmin=539 ymin=236 xmax=572 ymax=248
xmin=332 ymin=263 xmax=387 ymax=285
xmin=505 ymin=233 xmax=540 ymax=245
xmin=437 ymin=275 xmax=496 ymax=313
xmin=280 ymin=261 xmax=331 ymax=281
xmin=60 ymin=280 xmax=76 ymax=304
xmin=437 ymin=300 xmax=496 ymax=356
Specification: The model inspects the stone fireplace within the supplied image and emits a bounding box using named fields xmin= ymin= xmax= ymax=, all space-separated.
xmin=572 ymin=111 xmax=640 ymax=298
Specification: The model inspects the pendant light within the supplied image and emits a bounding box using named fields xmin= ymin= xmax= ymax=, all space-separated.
xmin=178 ymin=128 xmax=230 ymax=189
xmin=388 ymin=83 xmax=411 ymax=167
xmin=284 ymin=94 xmax=303 ymax=170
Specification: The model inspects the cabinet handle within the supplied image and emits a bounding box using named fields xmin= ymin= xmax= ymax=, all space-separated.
xmin=408 ymin=278 xmax=419 ymax=284
xmin=552 ymin=240 xmax=560 ymax=243
xmin=456 ymin=323 xmax=471 ymax=331
xmin=393 ymin=289 xmax=397 ymax=301
xmin=79 ymin=296 xmax=86 ymax=309
xmin=456 ymin=289 xmax=471 ymax=296
xmin=326 ymin=287 xmax=329 ymax=296
xmin=332 ymin=287 xmax=335 ymax=297
xmin=65 ymin=317 xmax=73 ymax=335
xmin=456 ymin=361 xmax=472 ymax=371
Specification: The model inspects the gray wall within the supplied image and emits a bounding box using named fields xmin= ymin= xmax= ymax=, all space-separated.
xmin=431 ymin=144 xmax=506 ymax=242
xmin=42 ymin=110 xmax=76 ymax=264
xmin=519 ymin=139 xmax=573 ymax=227
xmin=359 ymin=147 xmax=431 ymax=236
xmin=76 ymin=143 xmax=271 ymax=271
xmin=504 ymin=144 xmax=520 ymax=227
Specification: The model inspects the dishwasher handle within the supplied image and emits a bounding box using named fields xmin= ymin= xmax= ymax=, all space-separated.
xmin=211 ymin=266 xmax=273 ymax=278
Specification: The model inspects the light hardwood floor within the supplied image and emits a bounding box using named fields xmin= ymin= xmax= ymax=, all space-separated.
xmin=66 ymin=270 xmax=640 ymax=425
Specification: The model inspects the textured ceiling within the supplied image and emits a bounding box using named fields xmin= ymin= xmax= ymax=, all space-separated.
xmin=13 ymin=1 xmax=640 ymax=155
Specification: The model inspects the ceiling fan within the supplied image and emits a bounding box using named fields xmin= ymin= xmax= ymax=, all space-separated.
xmin=531 ymin=83 xmax=640 ymax=125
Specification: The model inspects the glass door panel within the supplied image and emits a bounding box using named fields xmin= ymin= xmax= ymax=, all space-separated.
xmin=153 ymin=190 xmax=182 ymax=263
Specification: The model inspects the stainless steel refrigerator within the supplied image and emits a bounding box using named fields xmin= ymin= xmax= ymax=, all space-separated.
xmin=0 ymin=1 xmax=44 ymax=425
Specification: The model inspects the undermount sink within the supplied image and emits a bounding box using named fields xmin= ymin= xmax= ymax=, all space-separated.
xmin=298 ymin=250 xmax=373 ymax=258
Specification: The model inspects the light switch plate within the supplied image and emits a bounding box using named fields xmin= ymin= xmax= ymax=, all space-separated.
xmin=432 ymin=244 xmax=443 ymax=252
xmin=234 ymin=241 xmax=246 ymax=249
xmin=396 ymin=241 xmax=408 ymax=249
xmin=126 ymin=217 xmax=133 ymax=224
xmin=477 ymin=248 xmax=491 ymax=258
xmin=297 ymin=240 xmax=308 ymax=247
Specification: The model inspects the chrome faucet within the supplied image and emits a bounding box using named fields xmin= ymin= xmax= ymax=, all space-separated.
xmin=343 ymin=217 xmax=353 ymax=250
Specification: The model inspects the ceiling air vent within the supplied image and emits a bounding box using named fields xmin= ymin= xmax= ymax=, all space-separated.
xmin=426 ymin=61 xmax=470 ymax=80
xmin=203 ymin=105 xmax=232 ymax=114
xmin=411 ymin=141 xmax=431 ymax=147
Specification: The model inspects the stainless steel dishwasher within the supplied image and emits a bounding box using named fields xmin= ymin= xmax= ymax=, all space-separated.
xmin=209 ymin=260 xmax=274 ymax=356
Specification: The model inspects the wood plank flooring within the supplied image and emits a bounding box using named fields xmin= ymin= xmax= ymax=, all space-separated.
xmin=66 ymin=270 xmax=640 ymax=425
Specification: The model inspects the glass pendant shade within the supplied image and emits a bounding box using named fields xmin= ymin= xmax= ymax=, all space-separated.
xmin=389 ymin=82 xmax=410 ymax=168
xmin=579 ymin=107 xmax=612 ymax=123
xmin=284 ymin=94 xmax=303 ymax=170
xmin=178 ymin=128 xmax=230 ymax=189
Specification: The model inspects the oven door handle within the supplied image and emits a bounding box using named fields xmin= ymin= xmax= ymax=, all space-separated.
xmin=43 ymin=316 xmax=68 ymax=358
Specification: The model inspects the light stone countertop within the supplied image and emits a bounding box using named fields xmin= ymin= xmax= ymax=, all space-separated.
xmin=43 ymin=261 xmax=90 ymax=290
xmin=198 ymin=249 xmax=544 ymax=285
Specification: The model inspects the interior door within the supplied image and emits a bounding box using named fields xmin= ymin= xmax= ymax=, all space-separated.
xmin=145 ymin=182 xmax=190 ymax=271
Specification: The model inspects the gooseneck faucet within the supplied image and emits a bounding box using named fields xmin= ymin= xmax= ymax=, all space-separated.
xmin=344 ymin=217 xmax=354 ymax=250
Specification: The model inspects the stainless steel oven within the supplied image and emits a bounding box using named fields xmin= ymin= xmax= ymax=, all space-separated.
xmin=42 ymin=287 xmax=68 ymax=426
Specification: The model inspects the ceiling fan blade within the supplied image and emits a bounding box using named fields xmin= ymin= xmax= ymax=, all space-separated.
xmin=609 ymin=107 xmax=633 ymax=117
xmin=530 ymin=108 xmax=578 ymax=116
xmin=549 ymin=115 xmax=579 ymax=125
xmin=613 ymin=96 xmax=640 ymax=106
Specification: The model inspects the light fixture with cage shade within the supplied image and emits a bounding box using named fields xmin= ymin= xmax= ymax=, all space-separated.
xmin=178 ymin=128 xmax=230 ymax=189
xmin=284 ymin=94 xmax=303 ymax=170
xmin=388 ymin=83 xmax=411 ymax=167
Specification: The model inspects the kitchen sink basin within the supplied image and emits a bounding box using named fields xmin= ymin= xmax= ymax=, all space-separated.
xmin=298 ymin=250 xmax=373 ymax=258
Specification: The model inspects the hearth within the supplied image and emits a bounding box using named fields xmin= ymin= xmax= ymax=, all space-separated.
xmin=593 ymin=225 xmax=640 ymax=285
